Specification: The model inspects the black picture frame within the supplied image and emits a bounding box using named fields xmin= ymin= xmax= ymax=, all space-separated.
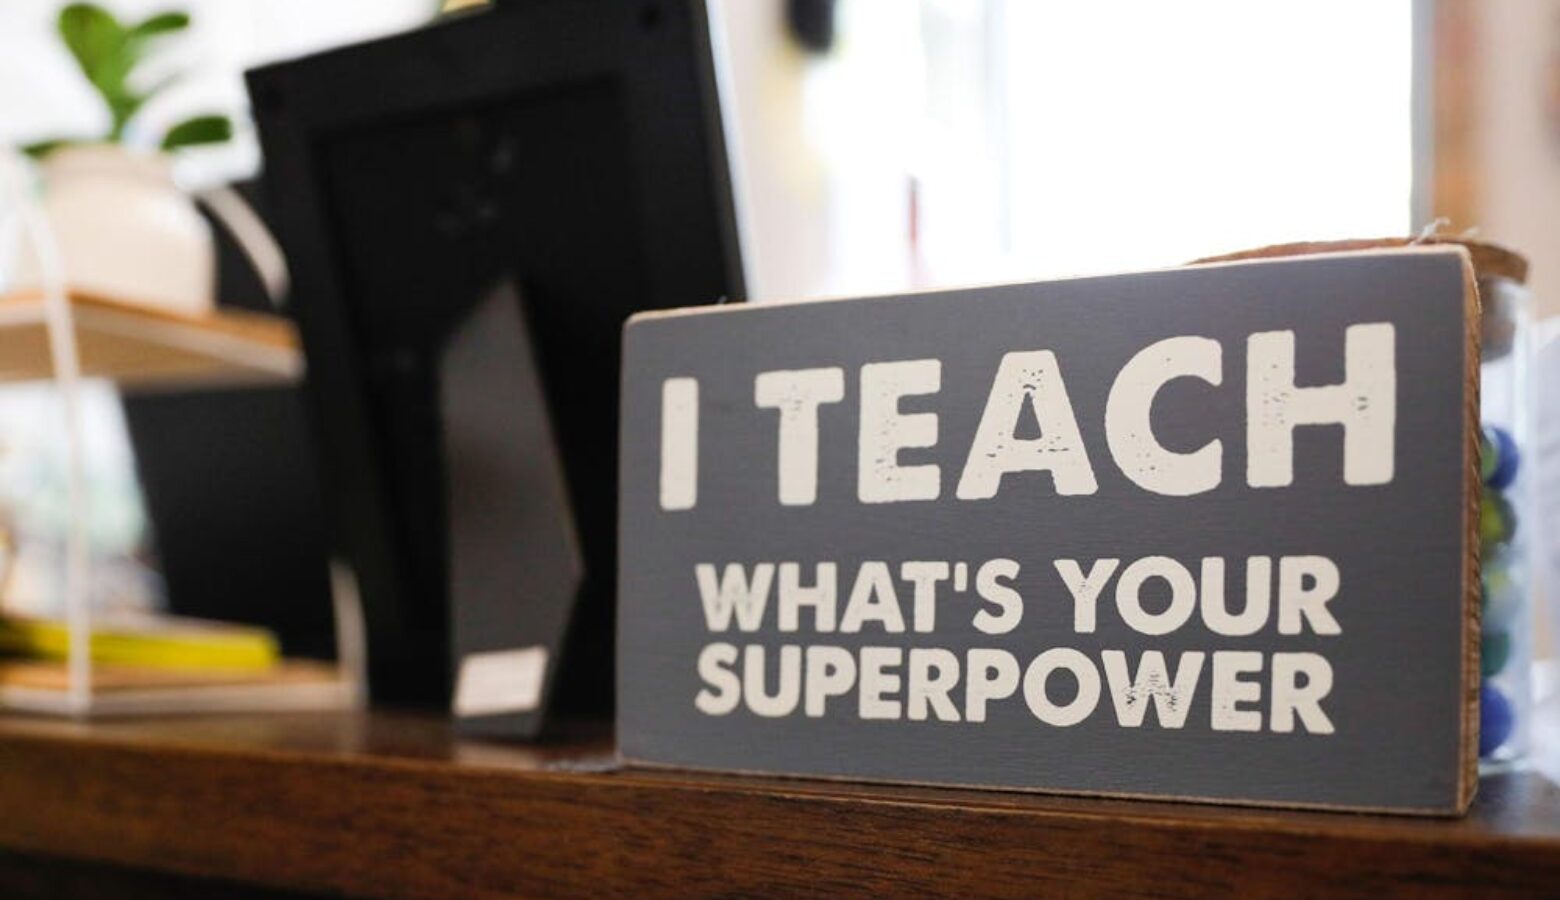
xmin=247 ymin=0 xmax=745 ymax=715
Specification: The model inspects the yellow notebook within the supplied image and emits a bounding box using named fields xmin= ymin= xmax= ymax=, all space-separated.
xmin=0 ymin=613 xmax=279 ymax=671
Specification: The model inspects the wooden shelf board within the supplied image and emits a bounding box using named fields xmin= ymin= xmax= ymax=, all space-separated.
xmin=0 ymin=659 xmax=339 ymax=692
xmin=0 ymin=290 xmax=301 ymax=392
xmin=1 ymin=711 xmax=1559 ymax=897
xmin=0 ymin=660 xmax=352 ymax=717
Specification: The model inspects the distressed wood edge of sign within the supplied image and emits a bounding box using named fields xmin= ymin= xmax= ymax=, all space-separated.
xmin=619 ymin=244 xmax=1484 ymax=816
xmin=1457 ymin=248 xmax=1483 ymax=814
xmin=1192 ymin=236 xmax=1528 ymax=286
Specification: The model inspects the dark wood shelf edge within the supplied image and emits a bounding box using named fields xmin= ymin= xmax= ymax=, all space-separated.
xmin=2 ymin=713 xmax=1560 ymax=898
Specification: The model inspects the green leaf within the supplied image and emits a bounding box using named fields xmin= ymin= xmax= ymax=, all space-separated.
xmin=21 ymin=139 xmax=72 ymax=159
xmin=58 ymin=4 xmax=139 ymax=137
xmin=161 ymin=114 xmax=232 ymax=151
xmin=58 ymin=4 xmax=125 ymax=77
xmin=117 ymin=17 xmax=193 ymax=135
xmin=130 ymin=11 xmax=190 ymax=39
xmin=57 ymin=5 xmax=199 ymax=142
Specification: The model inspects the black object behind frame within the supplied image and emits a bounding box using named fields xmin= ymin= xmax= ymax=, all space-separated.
xmin=248 ymin=0 xmax=745 ymax=713
xmin=126 ymin=183 xmax=335 ymax=661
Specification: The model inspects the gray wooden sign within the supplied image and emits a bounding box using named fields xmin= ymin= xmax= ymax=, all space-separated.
xmin=617 ymin=247 xmax=1479 ymax=814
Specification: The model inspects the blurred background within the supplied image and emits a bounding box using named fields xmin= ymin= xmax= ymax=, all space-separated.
xmin=1 ymin=0 xmax=1552 ymax=307
xmin=0 ymin=0 xmax=1556 ymax=705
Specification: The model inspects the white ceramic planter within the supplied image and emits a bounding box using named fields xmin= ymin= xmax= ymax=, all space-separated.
xmin=13 ymin=145 xmax=214 ymax=316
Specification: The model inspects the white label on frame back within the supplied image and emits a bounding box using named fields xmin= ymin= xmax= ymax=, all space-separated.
xmin=454 ymin=646 xmax=548 ymax=717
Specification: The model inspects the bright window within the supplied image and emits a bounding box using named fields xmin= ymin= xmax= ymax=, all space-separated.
xmin=996 ymin=0 xmax=1414 ymax=279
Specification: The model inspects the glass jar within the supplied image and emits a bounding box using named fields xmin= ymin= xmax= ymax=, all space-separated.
xmin=1471 ymin=241 xmax=1534 ymax=769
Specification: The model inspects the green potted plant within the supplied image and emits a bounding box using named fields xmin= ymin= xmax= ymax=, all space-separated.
xmin=14 ymin=3 xmax=234 ymax=315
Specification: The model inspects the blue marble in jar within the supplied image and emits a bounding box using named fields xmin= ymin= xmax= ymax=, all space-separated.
xmin=1482 ymin=425 xmax=1520 ymax=491
xmin=1480 ymin=683 xmax=1515 ymax=757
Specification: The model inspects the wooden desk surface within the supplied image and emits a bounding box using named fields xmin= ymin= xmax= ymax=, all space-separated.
xmin=1 ymin=711 xmax=1558 ymax=897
